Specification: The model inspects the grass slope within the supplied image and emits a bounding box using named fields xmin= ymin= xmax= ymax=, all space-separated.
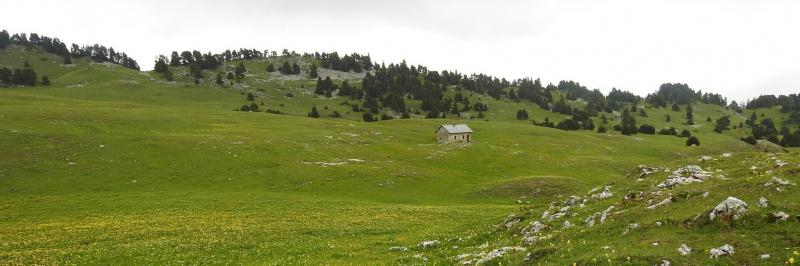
xmin=0 ymin=47 xmax=794 ymax=264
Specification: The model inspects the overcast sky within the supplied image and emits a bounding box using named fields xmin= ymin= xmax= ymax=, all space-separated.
xmin=2 ymin=0 xmax=798 ymax=102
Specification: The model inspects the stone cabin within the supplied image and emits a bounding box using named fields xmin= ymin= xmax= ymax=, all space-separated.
xmin=436 ymin=124 xmax=473 ymax=143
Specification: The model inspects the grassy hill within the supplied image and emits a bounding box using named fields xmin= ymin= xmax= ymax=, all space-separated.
xmin=1 ymin=46 xmax=798 ymax=264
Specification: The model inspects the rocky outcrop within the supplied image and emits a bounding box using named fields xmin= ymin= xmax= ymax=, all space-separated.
xmin=657 ymin=165 xmax=711 ymax=189
xmin=709 ymin=244 xmax=734 ymax=258
xmin=709 ymin=197 xmax=748 ymax=221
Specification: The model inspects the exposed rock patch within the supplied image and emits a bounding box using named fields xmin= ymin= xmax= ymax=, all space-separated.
xmin=657 ymin=165 xmax=711 ymax=189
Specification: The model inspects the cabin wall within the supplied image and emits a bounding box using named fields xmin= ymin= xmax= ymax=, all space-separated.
xmin=437 ymin=131 xmax=472 ymax=143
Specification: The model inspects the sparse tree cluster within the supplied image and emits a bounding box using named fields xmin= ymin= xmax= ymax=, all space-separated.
xmin=315 ymin=52 xmax=372 ymax=73
xmin=278 ymin=61 xmax=300 ymax=75
xmin=1 ymin=29 xmax=140 ymax=70
xmin=69 ymin=43 xmax=140 ymax=70
xmin=0 ymin=62 xmax=38 ymax=87
xmin=315 ymin=76 xmax=336 ymax=97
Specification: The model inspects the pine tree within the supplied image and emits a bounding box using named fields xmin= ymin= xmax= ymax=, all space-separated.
xmin=308 ymin=106 xmax=320 ymax=118
xmin=0 ymin=30 xmax=9 ymax=49
xmin=12 ymin=68 xmax=37 ymax=86
xmin=309 ymin=64 xmax=318 ymax=78
xmin=0 ymin=67 xmax=11 ymax=85
xmin=190 ymin=64 xmax=203 ymax=80
xmin=63 ymin=54 xmax=72 ymax=65
xmin=169 ymin=51 xmax=181 ymax=66
xmin=620 ymin=109 xmax=638 ymax=135
xmin=314 ymin=77 xmax=325 ymax=95
xmin=41 ymin=75 xmax=50 ymax=86
xmin=216 ymin=74 xmax=224 ymax=85
xmin=280 ymin=61 xmax=291 ymax=75
xmin=714 ymin=116 xmax=730 ymax=133
xmin=153 ymin=55 xmax=169 ymax=73
xmin=515 ymin=109 xmax=529 ymax=120
xmin=234 ymin=62 xmax=246 ymax=79
xmin=686 ymin=104 xmax=694 ymax=125
xmin=247 ymin=93 xmax=255 ymax=101
xmin=266 ymin=64 xmax=275 ymax=72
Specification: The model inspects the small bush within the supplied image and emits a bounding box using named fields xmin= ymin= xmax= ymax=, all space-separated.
xmin=638 ymin=124 xmax=656 ymax=134
xmin=686 ymin=136 xmax=700 ymax=146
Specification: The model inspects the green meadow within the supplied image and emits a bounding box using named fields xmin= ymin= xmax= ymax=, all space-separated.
xmin=1 ymin=47 xmax=798 ymax=264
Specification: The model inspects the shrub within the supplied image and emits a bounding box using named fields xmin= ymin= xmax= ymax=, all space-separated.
xmin=638 ymin=124 xmax=656 ymax=134
xmin=686 ymin=136 xmax=700 ymax=146
xmin=658 ymin=127 xmax=677 ymax=136
xmin=515 ymin=109 xmax=529 ymax=120
xmin=556 ymin=118 xmax=580 ymax=131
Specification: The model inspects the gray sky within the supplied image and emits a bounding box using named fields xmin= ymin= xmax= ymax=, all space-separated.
xmin=2 ymin=0 xmax=799 ymax=102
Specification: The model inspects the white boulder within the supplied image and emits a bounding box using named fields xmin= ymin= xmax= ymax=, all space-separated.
xmin=709 ymin=197 xmax=748 ymax=221
xmin=418 ymin=240 xmax=439 ymax=249
xmin=709 ymin=244 xmax=734 ymax=258
xmin=678 ymin=244 xmax=693 ymax=256
xmin=758 ymin=197 xmax=769 ymax=208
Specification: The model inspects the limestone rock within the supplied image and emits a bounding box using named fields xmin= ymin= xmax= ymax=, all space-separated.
xmin=709 ymin=244 xmax=734 ymax=258
xmin=709 ymin=197 xmax=748 ymax=221
xmin=678 ymin=244 xmax=693 ymax=256
xmin=418 ymin=240 xmax=439 ymax=249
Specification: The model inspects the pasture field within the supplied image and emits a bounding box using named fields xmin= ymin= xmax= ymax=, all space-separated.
xmin=1 ymin=47 xmax=797 ymax=264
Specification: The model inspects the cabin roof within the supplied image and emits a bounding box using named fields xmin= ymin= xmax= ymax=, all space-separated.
xmin=437 ymin=124 xmax=473 ymax=134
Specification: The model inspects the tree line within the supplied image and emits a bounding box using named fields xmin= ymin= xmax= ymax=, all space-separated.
xmin=315 ymin=52 xmax=372 ymax=73
xmin=1 ymin=29 xmax=140 ymax=70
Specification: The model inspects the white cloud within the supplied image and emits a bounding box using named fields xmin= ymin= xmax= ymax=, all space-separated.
xmin=1 ymin=0 xmax=798 ymax=102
